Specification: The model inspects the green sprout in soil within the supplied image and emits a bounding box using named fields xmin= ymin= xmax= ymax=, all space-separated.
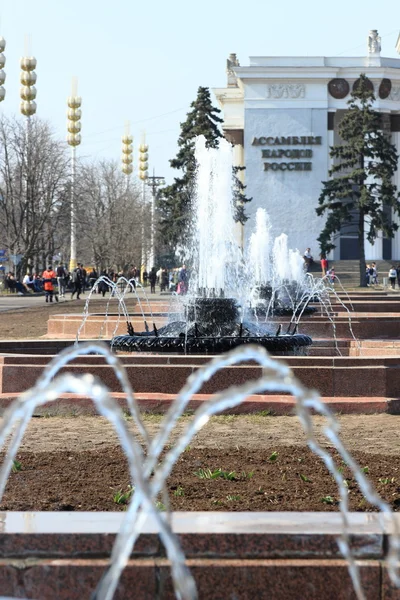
xmin=194 ymin=468 xmax=236 ymax=481
xmin=184 ymin=446 xmax=191 ymax=452
xmin=269 ymin=451 xmax=278 ymax=462
xmin=321 ymin=496 xmax=335 ymax=504
xmin=241 ymin=470 xmax=254 ymax=480
xmin=361 ymin=466 xmax=369 ymax=474
xmin=220 ymin=470 xmax=236 ymax=481
xmin=379 ymin=477 xmax=395 ymax=484
xmin=226 ymin=495 xmax=241 ymax=502
xmin=113 ymin=485 xmax=134 ymax=505
xmin=211 ymin=499 xmax=223 ymax=506
xmin=174 ymin=486 xmax=184 ymax=497
xmin=299 ymin=474 xmax=311 ymax=483
xmin=194 ymin=468 xmax=220 ymax=480
xmin=155 ymin=501 xmax=166 ymax=511
xmin=11 ymin=460 xmax=22 ymax=473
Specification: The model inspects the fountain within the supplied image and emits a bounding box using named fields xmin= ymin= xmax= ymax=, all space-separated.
xmin=1 ymin=342 xmax=400 ymax=600
xmin=112 ymin=136 xmax=312 ymax=355
xmin=248 ymin=208 xmax=317 ymax=318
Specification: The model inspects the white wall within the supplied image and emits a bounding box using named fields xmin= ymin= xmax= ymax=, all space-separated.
xmin=243 ymin=108 xmax=328 ymax=257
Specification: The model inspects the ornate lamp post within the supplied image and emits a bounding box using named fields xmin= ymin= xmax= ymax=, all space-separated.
xmin=20 ymin=47 xmax=37 ymax=273
xmin=20 ymin=55 xmax=37 ymax=118
xmin=0 ymin=37 xmax=6 ymax=103
xmin=66 ymin=80 xmax=82 ymax=272
xmin=122 ymin=123 xmax=133 ymax=177
xmin=146 ymin=171 xmax=165 ymax=272
xmin=139 ymin=135 xmax=149 ymax=270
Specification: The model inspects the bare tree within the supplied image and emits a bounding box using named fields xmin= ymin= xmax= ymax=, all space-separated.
xmin=75 ymin=160 xmax=146 ymax=271
xmin=0 ymin=116 xmax=70 ymax=276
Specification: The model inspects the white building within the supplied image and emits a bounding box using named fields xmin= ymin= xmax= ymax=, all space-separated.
xmin=213 ymin=31 xmax=400 ymax=260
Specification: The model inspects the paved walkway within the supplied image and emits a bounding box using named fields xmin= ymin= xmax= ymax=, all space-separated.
xmin=0 ymin=290 xmax=173 ymax=313
xmin=0 ymin=295 xmax=54 ymax=312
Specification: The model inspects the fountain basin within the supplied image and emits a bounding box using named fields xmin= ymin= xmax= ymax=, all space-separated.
xmin=111 ymin=296 xmax=312 ymax=355
xmin=111 ymin=333 xmax=312 ymax=355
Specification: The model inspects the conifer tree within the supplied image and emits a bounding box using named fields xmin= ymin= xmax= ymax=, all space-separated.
xmin=316 ymin=74 xmax=400 ymax=285
xmin=158 ymin=86 xmax=251 ymax=250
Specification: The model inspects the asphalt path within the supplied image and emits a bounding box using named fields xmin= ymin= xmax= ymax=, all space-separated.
xmin=0 ymin=295 xmax=71 ymax=312
xmin=0 ymin=290 xmax=170 ymax=313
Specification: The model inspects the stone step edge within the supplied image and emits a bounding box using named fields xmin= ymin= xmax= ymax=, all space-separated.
xmin=0 ymin=393 xmax=396 ymax=416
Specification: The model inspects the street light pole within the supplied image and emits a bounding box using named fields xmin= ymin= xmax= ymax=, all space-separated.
xmin=146 ymin=170 xmax=165 ymax=271
xmin=138 ymin=135 xmax=149 ymax=273
xmin=67 ymin=78 xmax=82 ymax=272
xmin=0 ymin=36 xmax=6 ymax=104
xmin=20 ymin=43 xmax=37 ymax=274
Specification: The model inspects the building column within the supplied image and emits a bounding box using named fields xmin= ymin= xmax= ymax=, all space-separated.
xmin=392 ymin=132 xmax=400 ymax=259
xmin=225 ymin=129 xmax=245 ymax=249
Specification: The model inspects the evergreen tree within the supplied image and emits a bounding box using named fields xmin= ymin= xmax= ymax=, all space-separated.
xmin=316 ymin=74 xmax=400 ymax=286
xmin=233 ymin=165 xmax=252 ymax=224
xmin=159 ymin=86 xmax=251 ymax=250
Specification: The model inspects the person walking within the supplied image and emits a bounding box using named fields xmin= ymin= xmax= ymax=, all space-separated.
xmin=178 ymin=265 xmax=188 ymax=295
xmin=320 ymin=255 xmax=328 ymax=277
xmin=303 ymin=248 xmax=313 ymax=273
xmin=98 ymin=271 xmax=109 ymax=297
xmin=71 ymin=264 xmax=83 ymax=299
xmin=160 ymin=268 xmax=168 ymax=292
xmin=81 ymin=265 xmax=87 ymax=294
xmin=148 ymin=267 xmax=157 ymax=294
xmin=396 ymin=264 xmax=400 ymax=289
xmin=371 ymin=262 xmax=378 ymax=285
xmin=42 ymin=265 xmax=58 ymax=303
xmin=56 ymin=264 xmax=67 ymax=297
xmin=388 ymin=266 xmax=397 ymax=290
xmin=326 ymin=267 xmax=336 ymax=284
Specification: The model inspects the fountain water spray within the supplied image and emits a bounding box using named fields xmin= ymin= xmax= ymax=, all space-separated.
xmin=0 ymin=342 xmax=399 ymax=600
xmin=248 ymin=208 xmax=272 ymax=285
xmin=191 ymin=135 xmax=240 ymax=297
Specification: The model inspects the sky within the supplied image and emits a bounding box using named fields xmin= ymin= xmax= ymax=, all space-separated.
xmin=0 ymin=0 xmax=399 ymax=182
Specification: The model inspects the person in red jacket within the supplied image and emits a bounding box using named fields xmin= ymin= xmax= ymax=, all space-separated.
xmin=42 ymin=265 xmax=58 ymax=303
xmin=320 ymin=255 xmax=329 ymax=277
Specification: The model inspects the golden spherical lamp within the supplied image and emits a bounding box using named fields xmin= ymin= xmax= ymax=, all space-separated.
xmin=0 ymin=70 xmax=5 ymax=85
xmin=0 ymin=37 xmax=5 ymax=53
xmin=20 ymin=57 xmax=37 ymax=72
xmin=67 ymin=133 xmax=81 ymax=147
xmin=0 ymin=54 xmax=5 ymax=70
xmin=122 ymin=164 xmax=133 ymax=175
xmin=122 ymin=144 xmax=133 ymax=154
xmin=20 ymin=101 xmax=37 ymax=116
xmin=67 ymin=108 xmax=81 ymax=121
xmin=122 ymin=135 xmax=133 ymax=145
xmin=139 ymin=170 xmax=148 ymax=180
xmin=139 ymin=144 xmax=149 ymax=153
xmin=122 ymin=154 xmax=133 ymax=165
xmin=20 ymin=71 xmax=37 ymax=86
xmin=68 ymin=121 xmax=81 ymax=134
xmin=0 ymin=87 xmax=5 ymax=102
xmin=20 ymin=85 xmax=36 ymax=101
xmin=68 ymin=96 xmax=81 ymax=109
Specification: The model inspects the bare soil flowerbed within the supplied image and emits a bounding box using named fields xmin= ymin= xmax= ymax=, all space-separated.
xmin=2 ymin=445 xmax=400 ymax=512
